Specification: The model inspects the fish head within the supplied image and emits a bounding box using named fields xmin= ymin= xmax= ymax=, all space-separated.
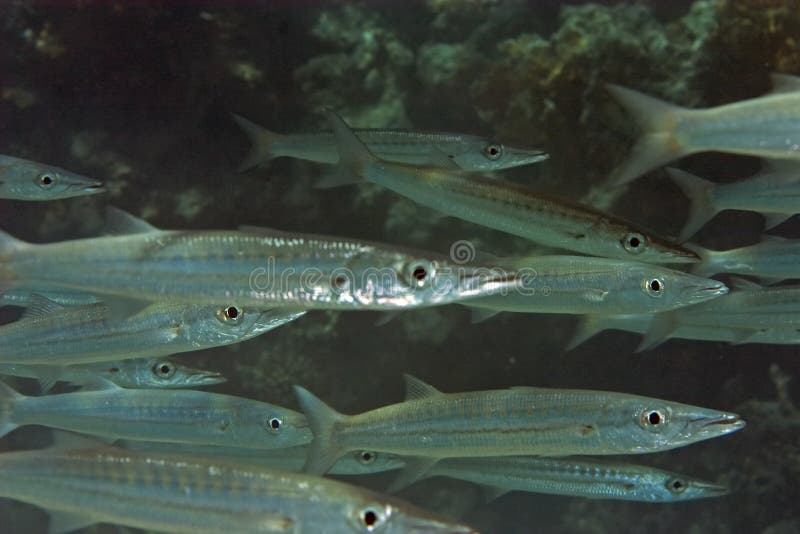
xmin=145 ymin=357 xmax=226 ymax=388
xmin=452 ymin=139 xmax=548 ymax=171
xmin=625 ymin=264 xmax=728 ymax=311
xmin=337 ymin=490 xmax=477 ymax=533
xmin=638 ymin=471 xmax=730 ymax=502
xmin=337 ymin=249 xmax=516 ymax=309
xmin=613 ymin=229 xmax=700 ymax=264
xmin=16 ymin=161 xmax=105 ymax=200
xmin=336 ymin=450 xmax=405 ymax=475
xmin=182 ymin=305 xmax=303 ymax=346
xmin=256 ymin=407 xmax=313 ymax=448
xmin=622 ymin=399 xmax=744 ymax=452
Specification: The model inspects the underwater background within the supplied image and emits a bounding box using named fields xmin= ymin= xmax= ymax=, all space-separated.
xmin=1 ymin=1 xmax=799 ymax=532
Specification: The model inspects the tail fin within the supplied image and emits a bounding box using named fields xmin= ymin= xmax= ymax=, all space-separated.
xmin=606 ymin=84 xmax=691 ymax=187
xmin=293 ymin=385 xmax=349 ymax=475
xmin=231 ymin=113 xmax=282 ymax=172
xmin=0 ymin=381 xmax=23 ymax=438
xmin=667 ymin=168 xmax=718 ymax=241
xmin=684 ymin=242 xmax=719 ymax=278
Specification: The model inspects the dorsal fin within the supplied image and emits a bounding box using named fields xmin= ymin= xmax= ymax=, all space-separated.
xmin=403 ymin=374 xmax=443 ymax=400
xmin=103 ymin=206 xmax=161 ymax=235
xmin=21 ymin=294 xmax=66 ymax=320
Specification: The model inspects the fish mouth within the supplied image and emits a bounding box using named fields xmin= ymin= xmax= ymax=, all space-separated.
xmin=693 ymin=412 xmax=746 ymax=438
xmin=187 ymin=371 xmax=227 ymax=386
xmin=690 ymin=479 xmax=730 ymax=497
xmin=80 ymin=182 xmax=106 ymax=194
xmin=685 ymin=280 xmax=729 ymax=304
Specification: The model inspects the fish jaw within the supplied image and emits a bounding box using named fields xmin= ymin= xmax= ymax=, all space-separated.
xmin=682 ymin=479 xmax=730 ymax=500
xmin=497 ymin=146 xmax=549 ymax=170
xmin=647 ymin=243 xmax=701 ymax=264
xmin=673 ymin=411 xmax=745 ymax=447
xmin=181 ymin=369 xmax=227 ymax=388
xmin=675 ymin=276 xmax=729 ymax=307
xmin=387 ymin=503 xmax=478 ymax=534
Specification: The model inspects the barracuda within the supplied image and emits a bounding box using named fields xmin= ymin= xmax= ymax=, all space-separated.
xmin=326 ymin=111 xmax=697 ymax=264
xmin=0 ymin=296 xmax=305 ymax=365
xmin=607 ymin=74 xmax=800 ymax=186
xmin=0 ymin=356 xmax=226 ymax=392
xmin=232 ymin=112 xmax=548 ymax=172
xmin=0 ymin=380 xmax=311 ymax=449
xmin=0 ymin=445 xmax=474 ymax=534
xmin=0 ymin=154 xmax=104 ymax=201
xmin=295 ymin=375 xmax=744 ymax=487
xmin=465 ymin=255 xmax=727 ymax=318
xmin=427 ymin=456 xmax=729 ymax=502
xmin=0 ymin=208 xmax=514 ymax=310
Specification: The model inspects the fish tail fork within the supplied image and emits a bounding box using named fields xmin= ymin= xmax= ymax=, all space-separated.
xmin=606 ymin=84 xmax=690 ymax=187
xmin=293 ymin=385 xmax=348 ymax=475
xmin=0 ymin=381 xmax=23 ymax=438
xmin=0 ymin=229 xmax=24 ymax=285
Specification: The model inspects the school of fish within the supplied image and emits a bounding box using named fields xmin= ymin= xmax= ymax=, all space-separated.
xmin=5 ymin=71 xmax=800 ymax=533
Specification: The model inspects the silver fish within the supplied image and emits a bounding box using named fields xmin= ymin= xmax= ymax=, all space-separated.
xmin=466 ymin=255 xmax=727 ymax=319
xmin=427 ymin=456 xmax=729 ymax=502
xmin=232 ymin=112 xmax=548 ymax=172
xmin=690 ymin=236 xmax=800 ymax=283
xmin=607 ymin=74 xmax=800 ymax=186
xmin=295 ymin=374 xmax=744 ymax=486
xmin=118 ymin=441 xmax=404 ymax=476
xmin=0 ymin=357 xmax=226 ymax=392
xmin=567 ymin=312 xmax=800 ymax=352
xmin=0 ymin=208 xmax=514 ymax=310
xmin=326 ymin=111 xmax=698 ymax=264
xmin=0 ymin=444 xmax=473 ymax=534
xmin=669 ymin=167 xmax=800 ymax=240
xmin=0 ymin=154 xmax=104 ymax=200
xmin=0 ymin=295 xmax=305 ymax=365
xmin=0 ymin=380 xmax=311 ymax=449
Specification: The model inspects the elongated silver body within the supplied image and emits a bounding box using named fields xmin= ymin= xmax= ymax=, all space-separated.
xmin=232 ymin=113 xmax=548 ymax=172
xmin=0 ymin=446 xmax=472 ymax=534
xmin=0 ymin=221 xmax=514 ymax=310
xmin=0 ymin=154 xmax=104 ymax=200
xmin=607 ymin=75 xmax=800 ymax=186
xmin=568 ymin=313 xmax=800 ymax=351
xmin=295 ymin=375 xmax=744 ymax=476
xmin=0 ymin=357 xmax=226 ymax=390
xmin=118 ymin=441 xmax=404 ymax=476
xmin=0 ymin=299 xmax=304 ymax=365
xmin=428 ymin=456 xmax=728 ymax=502
xmin=691 ymin=237 xmax=800 ymax=282
xmin=669 ymin=167 xmax=800 ymax=240
xmin=0 ymin=381 xmax=311 ymax=449
xmin=327 ymin=112 xmax=697 ymax=264
xmin=467 ymin=255 xmax=727 ymax=316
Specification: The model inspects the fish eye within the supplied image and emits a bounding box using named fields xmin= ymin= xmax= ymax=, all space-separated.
xmin=644 ymin=278 xmax=664 ymax=297
xmin=640 ymin=408 xmax=667 ymax=430
xmin=357 ymin=506 xmax=386 ymax=531
xmin=483 ymin=143 xmax=503 ymax=160
xmin=266 ymin=417 xmax=282 ymax=432
xmin=152 ymin=360 xmax=176 ymax=379
xmin=217 ymin=305 xmax=242 ymax=324
xmin=37 ymin=173 xmax=56 ymax=188
xmin=666 ymin=477 xmax=687 ymax=494
xmin=406 ymin=261 xmax=434 ymax=288
xmin=357 ymin=450 xmax=376 ymax=465
xmin=622 ymin=232 xmax=647 ymax=254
